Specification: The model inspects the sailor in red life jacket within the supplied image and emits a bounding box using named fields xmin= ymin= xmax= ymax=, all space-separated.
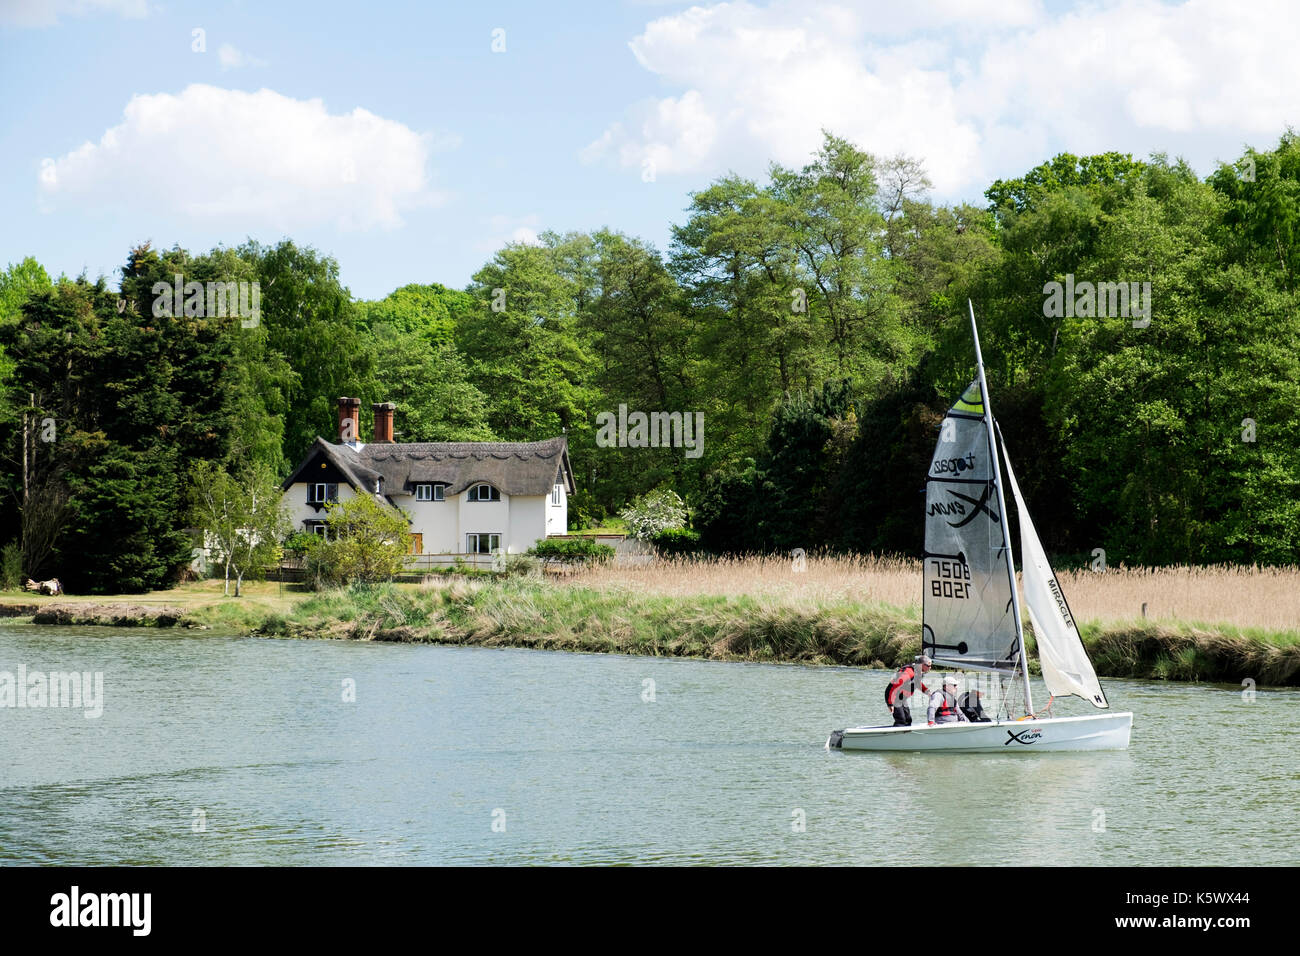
xmin=928 ymin=675 xmax=972 ymax=726
xmin=885 ymin=655 xmax=932 ymax=726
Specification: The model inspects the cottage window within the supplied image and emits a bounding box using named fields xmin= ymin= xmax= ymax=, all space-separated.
xmin=433 ymin=485 xmax=445 ymax=501
xmin=552 ymin=484 xmax=562 ymax=506
xmin=310 ymin=483 xmax=338 ymax=504
xmin=468 ymin=484 xmax=500 ymax=502
xmin=466 ymin=533 xmax=501 ymax=554
xmin=416 ymin=484 xmax=432 ymax=501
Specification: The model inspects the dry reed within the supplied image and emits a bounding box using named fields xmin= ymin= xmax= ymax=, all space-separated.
xmin=568 ymin=555 xmax=1300 ymax=634
xmin=569 ymin=553 xmax=919 ymax=608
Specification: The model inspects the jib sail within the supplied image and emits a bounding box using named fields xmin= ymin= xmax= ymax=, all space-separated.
xmin=1000 ymin=441 xmax=1110 ymax=709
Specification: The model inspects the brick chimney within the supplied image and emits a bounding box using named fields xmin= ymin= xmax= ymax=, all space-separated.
xmin=372 ymin=402 xmax=396 ymax=443
xmin=337 ymin=397 xmax=361 ymax=444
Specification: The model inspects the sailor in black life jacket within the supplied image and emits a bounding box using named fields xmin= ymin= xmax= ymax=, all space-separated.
xmin=928 ymin=675 xmax=972 ymax=726
xmin=958 ymin=687 xmax=991 ymax=722
xmin=885 ymin=655 xmax=932 ymax=726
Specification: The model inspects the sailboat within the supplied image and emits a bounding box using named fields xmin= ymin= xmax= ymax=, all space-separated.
xmin=828 ymin=303 xmax=1132 ymax=752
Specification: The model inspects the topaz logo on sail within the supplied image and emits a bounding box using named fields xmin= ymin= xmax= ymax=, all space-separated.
xmin=1042 ymin=274 xmax=1151 ymax=328
xmin=932 ymin=453 xmax=976 ymax=475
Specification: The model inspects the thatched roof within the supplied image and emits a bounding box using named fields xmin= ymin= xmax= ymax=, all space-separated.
xmin=283 ymin=436 xmax=574 ymax=501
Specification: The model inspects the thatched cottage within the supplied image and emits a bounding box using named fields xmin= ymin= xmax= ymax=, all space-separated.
xmin=281 ymin=397 xmax=574 ymax=560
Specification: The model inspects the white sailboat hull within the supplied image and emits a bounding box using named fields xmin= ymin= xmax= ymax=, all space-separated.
xmin=831 ymin=712 xmax=1132 ymax=753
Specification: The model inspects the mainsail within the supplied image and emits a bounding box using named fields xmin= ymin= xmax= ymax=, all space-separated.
xmin=922 ymin=381 xmax=1020 ymax=674
xmin=1000 ymin=443 xmax=1110 ymax=709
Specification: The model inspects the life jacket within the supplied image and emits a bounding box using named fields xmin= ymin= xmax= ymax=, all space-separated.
xmin=886 ymin=665 xmax=919 ymax=707
xmin=935 ymin=690 xmax=959 ymax=719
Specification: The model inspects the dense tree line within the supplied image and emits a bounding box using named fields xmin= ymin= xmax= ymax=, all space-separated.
xmin=3 ymin=130 xmax=1300 ymax=590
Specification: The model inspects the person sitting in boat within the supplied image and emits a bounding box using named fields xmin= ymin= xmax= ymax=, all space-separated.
xmin=958 ymin=688 xmax=991 ymax=722
xmin=928 ymin=675 xmax=971 ymax=726
xmin=885 ymin=655 xmax=931 ymax=726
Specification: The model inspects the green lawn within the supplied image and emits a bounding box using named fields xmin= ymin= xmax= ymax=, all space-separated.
xmin=0 ymin=578 xmax=307 ymax=615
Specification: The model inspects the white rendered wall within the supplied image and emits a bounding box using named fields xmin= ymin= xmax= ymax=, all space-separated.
xmin=286 ymin=482 xmax=357 ymax=530
xmin=458 ymin=490 xmax=509 ymax=553
xmin=393 ymin=494 xmax=457 ymax=552
xmin=507 ymin=496 xmax=547 ymax=553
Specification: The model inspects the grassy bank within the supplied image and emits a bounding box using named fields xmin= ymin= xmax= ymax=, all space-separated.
xmin=5 ymin=561 xmax=1300 ymax=686
xmin=255 ymin=576 xmax=925 ymax=662
xmin=247 ymin=576 xmax=1300 ymax=686
xmin=0 ymin=579 xmax=301 ymax=627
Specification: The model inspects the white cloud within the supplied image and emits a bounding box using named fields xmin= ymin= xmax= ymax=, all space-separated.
xmin=217 ymin=43 xmax=267 ymax=71
xmin=585 ymin=0 xmax=1300 ymax=197
xmin=477 ymin=214 xmax=542 ymax=252
xmin=0 ymin=0 xmax=149 ymax=27
xmin=581 ymin=90 xmax=718 ymax=176
xmin=38 ymin=84 xmax=450 ymax=231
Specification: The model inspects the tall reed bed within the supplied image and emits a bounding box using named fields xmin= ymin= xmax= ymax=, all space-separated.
xmin=569 ymin=555 xmax=1300 ymax=635
xmin=570 ymin=553 xmax=918 ymax=608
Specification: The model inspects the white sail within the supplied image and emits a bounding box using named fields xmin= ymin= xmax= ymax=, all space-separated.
xmin=825 ymin=302 xmax=1130 ymax=752
xmin=922 ymin=381 xmax=1020 ymax=674
xmin=1000 ymin=444 xmax=1109 ymax=709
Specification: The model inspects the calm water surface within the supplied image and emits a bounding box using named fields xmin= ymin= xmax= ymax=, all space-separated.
xmin=0 ymin=623 xmax=1295 ymax=865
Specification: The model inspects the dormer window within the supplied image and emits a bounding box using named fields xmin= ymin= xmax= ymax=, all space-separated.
xmin=468 ymin=483 xmax=500 ymax=502
xmin=415 ymin=484 xmax=445 ymax=501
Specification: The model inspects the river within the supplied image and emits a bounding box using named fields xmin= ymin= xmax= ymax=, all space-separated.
xmin=0 ymin=623 xmax=1295 ymax=865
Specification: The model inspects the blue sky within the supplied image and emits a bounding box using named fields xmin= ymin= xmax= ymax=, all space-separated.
xmin=2 ymin=0 xmax=1297 ymax=299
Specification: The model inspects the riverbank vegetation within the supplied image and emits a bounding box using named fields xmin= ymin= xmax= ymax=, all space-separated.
xmin=4 ymin=558 xmax=1298 ymax=685
xmin=259 ymin=573 xmax=1300 ymax=686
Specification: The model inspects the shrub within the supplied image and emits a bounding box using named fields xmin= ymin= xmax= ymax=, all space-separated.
xmin=1 ymin=541 xmax=22 ymax=589
xmin=651 ymin=527 xmax=702 ymax=555
xmin=528 ymin=538 xmax=615 ymax=563
xmin=619 ymin=488 xmax=687 ymax=539
xmin=303 ymin=496 xmax=411 ymax=588
xmin=283 ymin=531 xmax=317 ymax=556
xmin=499 ymin=553 xmax=542 ymax=577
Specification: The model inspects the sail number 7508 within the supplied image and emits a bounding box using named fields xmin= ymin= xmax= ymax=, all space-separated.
xmin=930 ymin=559 xmax=971 ymax=599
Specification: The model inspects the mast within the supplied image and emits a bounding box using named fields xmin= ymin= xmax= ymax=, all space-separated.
xmin=968 ymin=301 xmax=1033 ymax=715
